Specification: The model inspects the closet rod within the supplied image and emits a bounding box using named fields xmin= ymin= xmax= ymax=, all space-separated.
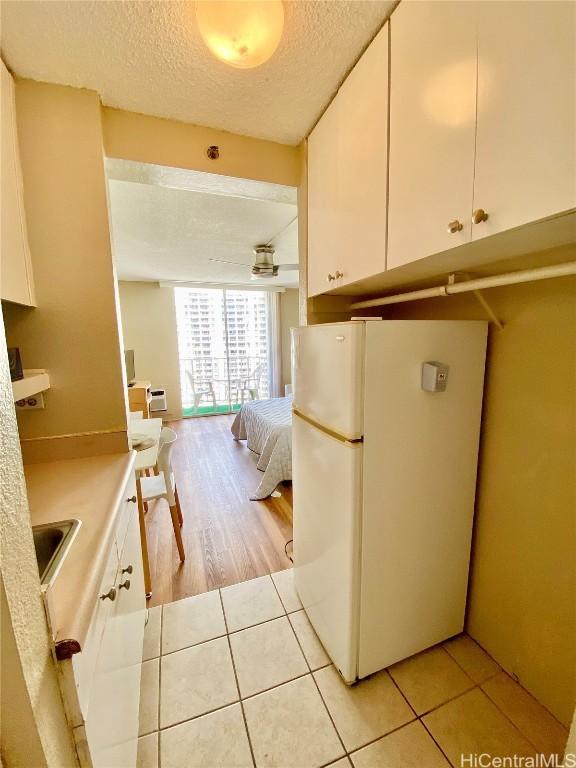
xmin=349 ymin=261 xmax=576 ymax=310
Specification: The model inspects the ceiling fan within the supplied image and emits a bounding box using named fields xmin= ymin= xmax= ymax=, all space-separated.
xmin=210 ymin=244 xmax=299 ymax=279
xmin=209 ymin=216 xmax=299 ymax=279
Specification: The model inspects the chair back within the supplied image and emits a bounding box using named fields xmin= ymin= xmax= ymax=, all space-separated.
xmin=157 ymin=428 xmax=177 ymax=479
xmin=186 ymin=370 xmax=197 ymax=396
xmin=253 ymin=361 xmax=265 ymax=384
xmin=159 ymin=426 xmax=177 ymax=450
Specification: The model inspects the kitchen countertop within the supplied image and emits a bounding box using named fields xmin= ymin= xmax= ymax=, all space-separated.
xmin=24 ymin=451 xmax=136 ymax=656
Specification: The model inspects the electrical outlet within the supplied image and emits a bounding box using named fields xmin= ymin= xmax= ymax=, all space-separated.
xmin=15 ymin=393 xmax=45 ymax=410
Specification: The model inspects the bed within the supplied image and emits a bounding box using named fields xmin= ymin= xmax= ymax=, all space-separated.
xmin=231 ymin=395 xmax=293 ymax=500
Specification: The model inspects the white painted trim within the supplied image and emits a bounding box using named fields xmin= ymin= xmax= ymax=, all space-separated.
xmin=159 ymin=280 xmax=286 ymax=293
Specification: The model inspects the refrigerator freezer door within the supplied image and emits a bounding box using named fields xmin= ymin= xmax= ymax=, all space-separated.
xmin=291 ymin=323 xmax=365 ymax=440
xmin=292 ymin=413 xmax=363 ymax=683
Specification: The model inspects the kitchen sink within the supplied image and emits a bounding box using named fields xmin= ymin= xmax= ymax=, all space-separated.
xmin=32 ymin=519 xmax=81 ymax=585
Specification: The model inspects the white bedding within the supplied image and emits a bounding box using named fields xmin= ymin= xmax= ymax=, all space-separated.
xmin=231 ymin=396 xmax=292 ymax=500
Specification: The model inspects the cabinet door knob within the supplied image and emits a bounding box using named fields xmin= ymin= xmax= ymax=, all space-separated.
xmin=100 ymin=587 xmax=116 ymax=602
xmin=327 ymin=273 xmax=336 ymax=282
xmin=335 ymin=270 xmax=344 ymax=279
xmin=472 ymin=208 xmax=489 ymax=224
xmin=126 ymin=495 xmax=137 ymax=504
xmin=122 ymin=564 xmax=133 ymax=575
xmin=447 ymin=219 xmax=464 ymax=234
xmin=119 ymin=579 xmax=131 ymax=591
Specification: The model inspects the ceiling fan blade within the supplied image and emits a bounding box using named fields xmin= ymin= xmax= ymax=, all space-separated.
xmin=208 ymin=257 xmax=249 ymax=267
xmin=276 ymin=264 xmax=300 ymax=271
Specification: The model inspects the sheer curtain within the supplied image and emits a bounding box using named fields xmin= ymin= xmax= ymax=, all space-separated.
xmin=267 ymin=291 xmax=282 ymax=398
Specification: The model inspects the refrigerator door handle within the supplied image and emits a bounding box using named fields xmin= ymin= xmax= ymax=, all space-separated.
xmin=293 ymin=409 xmax=363 ymax=445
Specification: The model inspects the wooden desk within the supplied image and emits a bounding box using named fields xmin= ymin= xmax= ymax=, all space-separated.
xmin=130 ymin=418 xmax=162 ymax=599
xmin=128 ymin=380 xmax=152 ymax=418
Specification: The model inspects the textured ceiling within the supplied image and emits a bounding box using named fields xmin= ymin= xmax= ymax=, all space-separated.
xmin=107 ymin=163 xmax=299 ymax=287
xmin=107 ymin=159 xmax=298 ymax=204
xmin=0 ymin=0 xmax=395 ymax=145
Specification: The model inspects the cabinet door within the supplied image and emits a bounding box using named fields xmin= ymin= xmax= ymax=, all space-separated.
xmin=473 ymin=1 xmax=576 ymax=240
xmin=307 ymin=96 xmax=339 ymax=297
xmin=85 ymin=502 xmax=145 ymax=768
xmin=0 ymin=61 xmax=35 ymax=306
xmin=335 ymin=23 xmax=388 ymax=289
xmin=387 ymin=1 xmax=477 ymax=270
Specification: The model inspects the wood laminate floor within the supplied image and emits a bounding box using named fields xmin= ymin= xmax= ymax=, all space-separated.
xmin=145 ymin=414 xmax=293 ymax=608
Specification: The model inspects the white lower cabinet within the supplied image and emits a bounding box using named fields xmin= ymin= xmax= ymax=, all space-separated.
xmin=62 ymin=473 xmax=145 ymax=768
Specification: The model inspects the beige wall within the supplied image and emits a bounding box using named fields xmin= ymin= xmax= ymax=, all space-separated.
xmin=381 ymin=274 xmax=576 ymax=726
xmin=3 ymin=80 xmax=127 ymax=443
xmin=118 ymin=281 xmax=182 ymax=420
xmin=102 ymin=107 xmax=300 ymax=187
xmin=119 ymin=282 xmax=298 ymax=415
xmin=0 ymin=313 xmax=78 ymax=767
xmin=280 ymin=289 xmax=299 ymax=389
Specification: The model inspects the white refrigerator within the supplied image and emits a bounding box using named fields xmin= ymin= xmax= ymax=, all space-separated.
xmin=291 ymin=320 xmax=487 ymax=683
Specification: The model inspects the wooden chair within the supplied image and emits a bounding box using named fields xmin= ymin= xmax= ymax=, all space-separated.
xmin=139 ymin=427 xmax=185 ymax=562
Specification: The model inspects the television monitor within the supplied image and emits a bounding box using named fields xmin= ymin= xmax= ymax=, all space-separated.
xmin=124 ymin=349 xmax=136 ymax=385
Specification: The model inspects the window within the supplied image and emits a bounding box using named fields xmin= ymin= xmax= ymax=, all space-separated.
xmin=175 ymin=287 xmax=274 ymax=416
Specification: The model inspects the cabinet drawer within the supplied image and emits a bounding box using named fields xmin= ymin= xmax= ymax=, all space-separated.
xmin=115 ymin=473 xmax=137 ymax=558
xmin=84 ymin=503 xmax=146 ymax=768
xmin=71 ymin=540 xmax=119 ymax=720
xmin=70 ymin=473 xmax=136 ymax=719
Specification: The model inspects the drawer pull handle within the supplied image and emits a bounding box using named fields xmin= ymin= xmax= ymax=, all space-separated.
xmin=335 ymin=270 xmax=344 ymax=279
xmin=100 ymin=587 xmax=116 ymax=602
xmin=119 ymin=580 xmax=131 ymax=591
xmin=126 ymin=495 xmax=137 ymax=504
xmin=122 ymin=565 xmax=133 ymax=575
xmin=472 ymin=208 xmax=489 ymax=224
xmin=447 ymin=219 xmax=463 ymax=234
xmin=327 ymin=273 xmax=336 ymax=282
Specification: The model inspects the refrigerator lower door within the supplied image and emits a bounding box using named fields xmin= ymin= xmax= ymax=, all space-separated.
xmin=291 ymin=323 xmax=365 ymax=441
xmin=292 ymin=412 xmax=363 ymax=684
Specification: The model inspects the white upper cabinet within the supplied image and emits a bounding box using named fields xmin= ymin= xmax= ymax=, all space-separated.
xmin=334 ymin=23 xmax=389 ymax=289
xmin=387 ymin=1 xmax=477 ymax=271
xmin=472 ymin=1 xmax=576 ymax=240
xmin=299 ymin=2 xmax=572 ymax=295
xmin=307 ymin=95 xmax=340 ymax=298
xmin=307 ymin=24 xmax=389 ymax=297
xmin=388 ymin=1 xmax=575 ymax=270
xmin=1 ymin=60 xmax=35 ymax=306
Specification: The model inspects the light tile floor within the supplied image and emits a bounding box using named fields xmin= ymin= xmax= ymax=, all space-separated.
xmin=138 ymin=570 xmax=568 ymax=768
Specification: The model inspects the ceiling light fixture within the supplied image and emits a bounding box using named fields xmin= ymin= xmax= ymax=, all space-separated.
xmin=195 ymin=0 xmax=284 ymax=69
